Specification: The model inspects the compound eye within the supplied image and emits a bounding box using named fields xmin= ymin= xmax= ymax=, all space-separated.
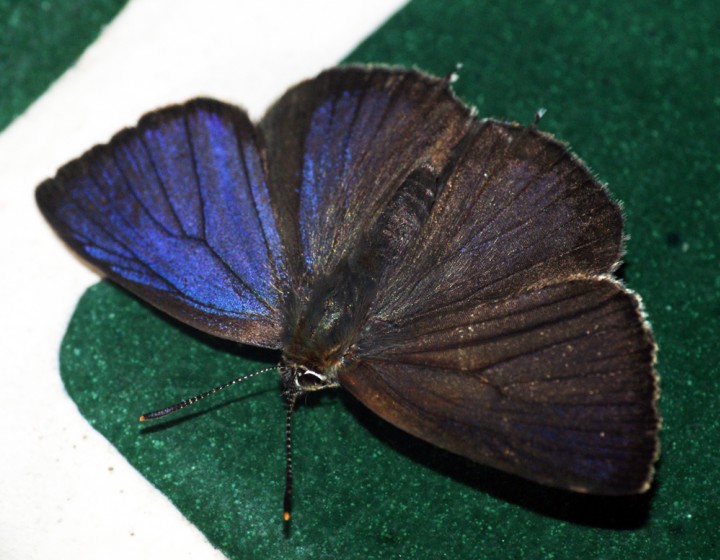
xmin=297 ymin=369 xmax=326 ymax=389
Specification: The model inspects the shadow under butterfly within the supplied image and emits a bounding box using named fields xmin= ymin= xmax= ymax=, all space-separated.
xmin=36 ymin=65 xmax=660 ymax=525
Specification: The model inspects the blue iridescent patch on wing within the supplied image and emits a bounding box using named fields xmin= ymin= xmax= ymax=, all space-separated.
xmin=298 ymin=89 xmax=394 ymax=275
xmin=40 ymin=100 xmax=283 ymax=321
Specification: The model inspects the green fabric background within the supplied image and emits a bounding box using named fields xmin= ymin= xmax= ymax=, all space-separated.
xmin=12 ymin=0 xmax=719 ymax=558
xmin=0 ymin=0 xmax=129 ymax=130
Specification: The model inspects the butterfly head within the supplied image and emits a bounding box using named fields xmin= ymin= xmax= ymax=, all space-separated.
xmin=279 ymin=359 xmax=342 ymax=398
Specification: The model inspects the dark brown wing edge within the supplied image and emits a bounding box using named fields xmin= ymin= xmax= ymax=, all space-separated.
xmin=341 ymin=276 xmax=659 ymax=495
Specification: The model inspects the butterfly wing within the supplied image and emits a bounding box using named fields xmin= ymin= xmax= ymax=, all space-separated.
xmin=369 ymin=119 xmax=625 ymax=321
xmin=318 ymin=85 xmax=659 ymax=493
xmin=342 ymin=278 xmax=658 ymax=494
xmin=258 ymin=66 xmax=474 ymax=288
xmin=36 ymin=99 xmax=286 ymax=347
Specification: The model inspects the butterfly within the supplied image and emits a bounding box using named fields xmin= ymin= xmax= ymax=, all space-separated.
xmin=36 ymin=65 xmax=659 ymax=521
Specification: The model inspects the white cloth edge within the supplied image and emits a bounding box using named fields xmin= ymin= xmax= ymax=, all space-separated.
xmin=0 ymin=1 xmax=406 ymax=557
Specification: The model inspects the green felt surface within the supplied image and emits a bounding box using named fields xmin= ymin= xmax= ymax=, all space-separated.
xmin=41 ymin=0 xmax=720 ymax=558
xmin=0 ymin=0 xmax=129 ymax=131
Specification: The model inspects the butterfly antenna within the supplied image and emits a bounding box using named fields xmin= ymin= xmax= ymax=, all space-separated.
xmin=138 ymin=366 xmax=276 ymax=422
xmin=283 ymin=393 xmax=297 ymax=525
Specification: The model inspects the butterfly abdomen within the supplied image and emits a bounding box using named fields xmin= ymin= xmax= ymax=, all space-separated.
xmin=283 ymin=164 xmax=443 ymax=375
xmin=354 ymin=164 xmax=441 ymax=277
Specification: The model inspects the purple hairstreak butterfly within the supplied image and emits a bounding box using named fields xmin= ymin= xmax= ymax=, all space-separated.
xmin=36 ymin=65 xmax=659 ymax=523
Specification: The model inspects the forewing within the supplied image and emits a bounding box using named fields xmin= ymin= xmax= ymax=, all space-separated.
xmin=343 ymin=278 xmax=659 ymax=494
xmin=373 ymin=120 xmax=624 ymax=321
xmin=258 ymin=66 xmax=474 ymax=286
xmin=36 ymin=99 xmax=286 ymax=347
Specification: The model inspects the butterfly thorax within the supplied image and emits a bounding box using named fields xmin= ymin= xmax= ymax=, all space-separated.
xmin=279 ymin=165 xmax=443 ymax=398
xmin=279 ymin=265 xmax=363 ymax=397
